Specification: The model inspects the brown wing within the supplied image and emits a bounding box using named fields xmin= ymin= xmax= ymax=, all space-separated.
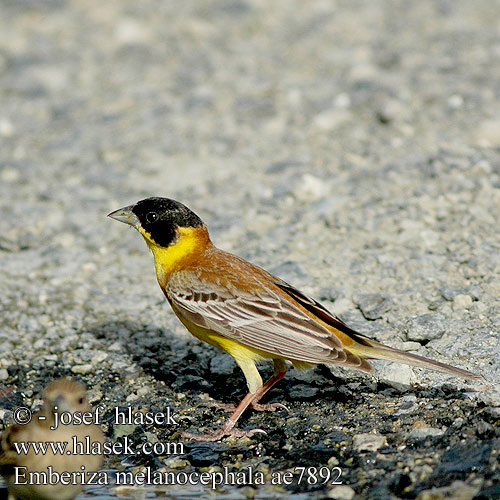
xmin=274 ymin=281 xmax=374 ymax=346
xmin=167 ymin=270 xmax=370 ymax=370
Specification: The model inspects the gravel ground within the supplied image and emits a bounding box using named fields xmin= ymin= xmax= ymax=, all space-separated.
xmin=1 ymin=1 xmax=499 ymax=499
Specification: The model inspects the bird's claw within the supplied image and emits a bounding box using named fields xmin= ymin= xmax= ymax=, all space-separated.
xmin=251 ymin=402 xmax=289 ymax=413
xmin=197 ymin=401 xmax=237 ymax=412
xmin=198 ymin=400 xmax=288 ymax=413
xmin=181 ymin=427 xmax=267 ymax=442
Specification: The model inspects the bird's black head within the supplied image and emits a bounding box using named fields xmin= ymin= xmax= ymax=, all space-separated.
xmin=130 ymin=197 xmax=204 ymax=247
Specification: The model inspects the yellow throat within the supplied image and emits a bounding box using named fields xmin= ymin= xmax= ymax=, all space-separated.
xmin=138 ymin=225 xmax=208 ymax=287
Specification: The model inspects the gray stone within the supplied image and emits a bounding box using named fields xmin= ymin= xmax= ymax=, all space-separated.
xmin=407 ymin=427 xmax=445 ymax=441
xmin=440 ymin=286 xmax=463 ymax=301
xmin=319 ymin=287 xmax=342 ymax=303
xmin=210 ymin=353 xmax=235 ymax=376
xmin=288 ymin=385 xmax=319 ymax=400
xmin=354 ymin=294 xmax=392 ymax=320
xmin=404 ymin=313 xmax=446 ymax=342
xmin=267 ymin=261 xmax=311 ymax=283
xmin=377 ymin=363 xmax=416 ymax=389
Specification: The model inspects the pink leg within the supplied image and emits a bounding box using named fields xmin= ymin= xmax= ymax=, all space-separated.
xmin=183 ymin=360 xmax=287 ymax=441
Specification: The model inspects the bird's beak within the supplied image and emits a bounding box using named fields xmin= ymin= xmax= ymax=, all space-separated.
xmin=108 ymin=205 xmax=140 ymax=228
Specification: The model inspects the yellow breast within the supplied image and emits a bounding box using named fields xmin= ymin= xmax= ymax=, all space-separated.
xmin=139 ymin=225 xmax=208 ymax=288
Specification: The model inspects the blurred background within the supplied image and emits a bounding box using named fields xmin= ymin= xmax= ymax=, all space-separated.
xmin=2 ymin=0 xmax=500 ymax=353
xmin=0 ymin=1 xmax=499 ymax=498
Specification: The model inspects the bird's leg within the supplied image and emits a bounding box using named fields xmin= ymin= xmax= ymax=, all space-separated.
xmin=200 ymin=360 xmax=288 ymax=413
xmin=182 ymin=391 xmax=261 ymax=441
xmin=202 ymin=400 xmax=287 ymax=412
xmin=250 ymin=359 xmax=288 ymax=411
xmin=183 ymin=359 xmax=287 ymax=441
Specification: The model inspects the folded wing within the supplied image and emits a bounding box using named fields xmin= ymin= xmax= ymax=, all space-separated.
xmin=167 ymin=271 xmax=370 ymax=370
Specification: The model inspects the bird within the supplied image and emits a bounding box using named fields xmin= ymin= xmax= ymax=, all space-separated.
xmin=108 ymin=197 xmax=481 ymax=441
xmin=0 ymin=378 xmax=104 ymax=500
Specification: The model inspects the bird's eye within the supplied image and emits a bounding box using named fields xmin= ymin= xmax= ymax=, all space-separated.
xmin=146 ymin=212 xmax=158 ymax=223
xmin=78 ymin=397 xmax=84 ymax=404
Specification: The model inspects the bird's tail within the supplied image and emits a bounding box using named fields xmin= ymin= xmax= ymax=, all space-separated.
xmin=275 ymin=281 xmax=482 ymax=380
xmin=348 ymin=333 xmax=482 ymax=380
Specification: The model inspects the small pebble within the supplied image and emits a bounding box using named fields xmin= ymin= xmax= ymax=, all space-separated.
xmin=416 ymin=480 xmax=480 ymax=500
xmin=210 ymin=353 xmax=235 ymax=376
xmin=404 ymin=313 xmax=446 ymax=342
xmin=354 ymin=294 xmax=392 ymax=320
xmin=71 ymin=364 xmax=93 ymax=374
xmin=407 ymin=427 xmax=444 ymax=441
xmin=328 ymin=485 xmax=356 ymax=500
xmin=288 ymin=384 xmax=319 ymax=400
xmin=453 ymin=294 xmax=473 ymax=310
xmin=352 ymin=433 xmax=387 ymax=452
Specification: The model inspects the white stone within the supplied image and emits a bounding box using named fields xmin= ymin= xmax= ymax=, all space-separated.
xmin=453 ymin=294 xmax=473 ymax=310
xmin=352 ymin=432 xmax=387 ymax=452
xmin=328 ymin=485 xmax=355 ymax=500
xmin=294 ymin=174 xmax=330 ymax=202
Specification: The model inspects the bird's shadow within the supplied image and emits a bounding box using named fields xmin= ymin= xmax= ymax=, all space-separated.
xmin=85 ymin=320 xmax=479 ymax=406
xmin=86 ymin=319 xmax=196 ymax=383
xmin=86 ymin=319 xmax=334 ymax=403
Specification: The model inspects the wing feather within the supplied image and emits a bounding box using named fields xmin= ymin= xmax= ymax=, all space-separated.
xmin=167 ymin=270 xmax=366 ymax=367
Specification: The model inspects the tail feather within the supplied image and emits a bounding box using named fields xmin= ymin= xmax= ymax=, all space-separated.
xmin=275 ymin=281 xmax=482 ymax=380
xmin=348 ymin=336 xmax=482 ymax=380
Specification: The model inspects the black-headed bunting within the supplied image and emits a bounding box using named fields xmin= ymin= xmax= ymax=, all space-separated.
xmin=109 ymin=197 xmax=481 ymax=441
xmin=0 ymin=378 xmax=104 ymax=500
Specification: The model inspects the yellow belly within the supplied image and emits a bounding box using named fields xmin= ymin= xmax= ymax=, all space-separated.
xmin=174 ymin=310 xmax=266 ymax=363
xmin=172 ymin=306 xmax=314 ymax=370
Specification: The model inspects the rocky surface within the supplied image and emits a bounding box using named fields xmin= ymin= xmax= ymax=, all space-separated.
xmin=0 ymin=1 xmax=499 ymax=499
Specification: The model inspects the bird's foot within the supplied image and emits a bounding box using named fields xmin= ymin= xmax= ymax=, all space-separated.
xmin=251 ymin=402 xmax=288 ymax=412
xmin=182 ymin=426 xmax=266 ymax=442
xmin=199 ymin=401 xmax=288 ymax=413
xmin=198 ymin=401 xmax=237 ymax=412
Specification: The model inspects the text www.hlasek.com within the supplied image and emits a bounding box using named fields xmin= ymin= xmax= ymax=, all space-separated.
xmin=14 ymin=435 xmax=181 ymax=457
